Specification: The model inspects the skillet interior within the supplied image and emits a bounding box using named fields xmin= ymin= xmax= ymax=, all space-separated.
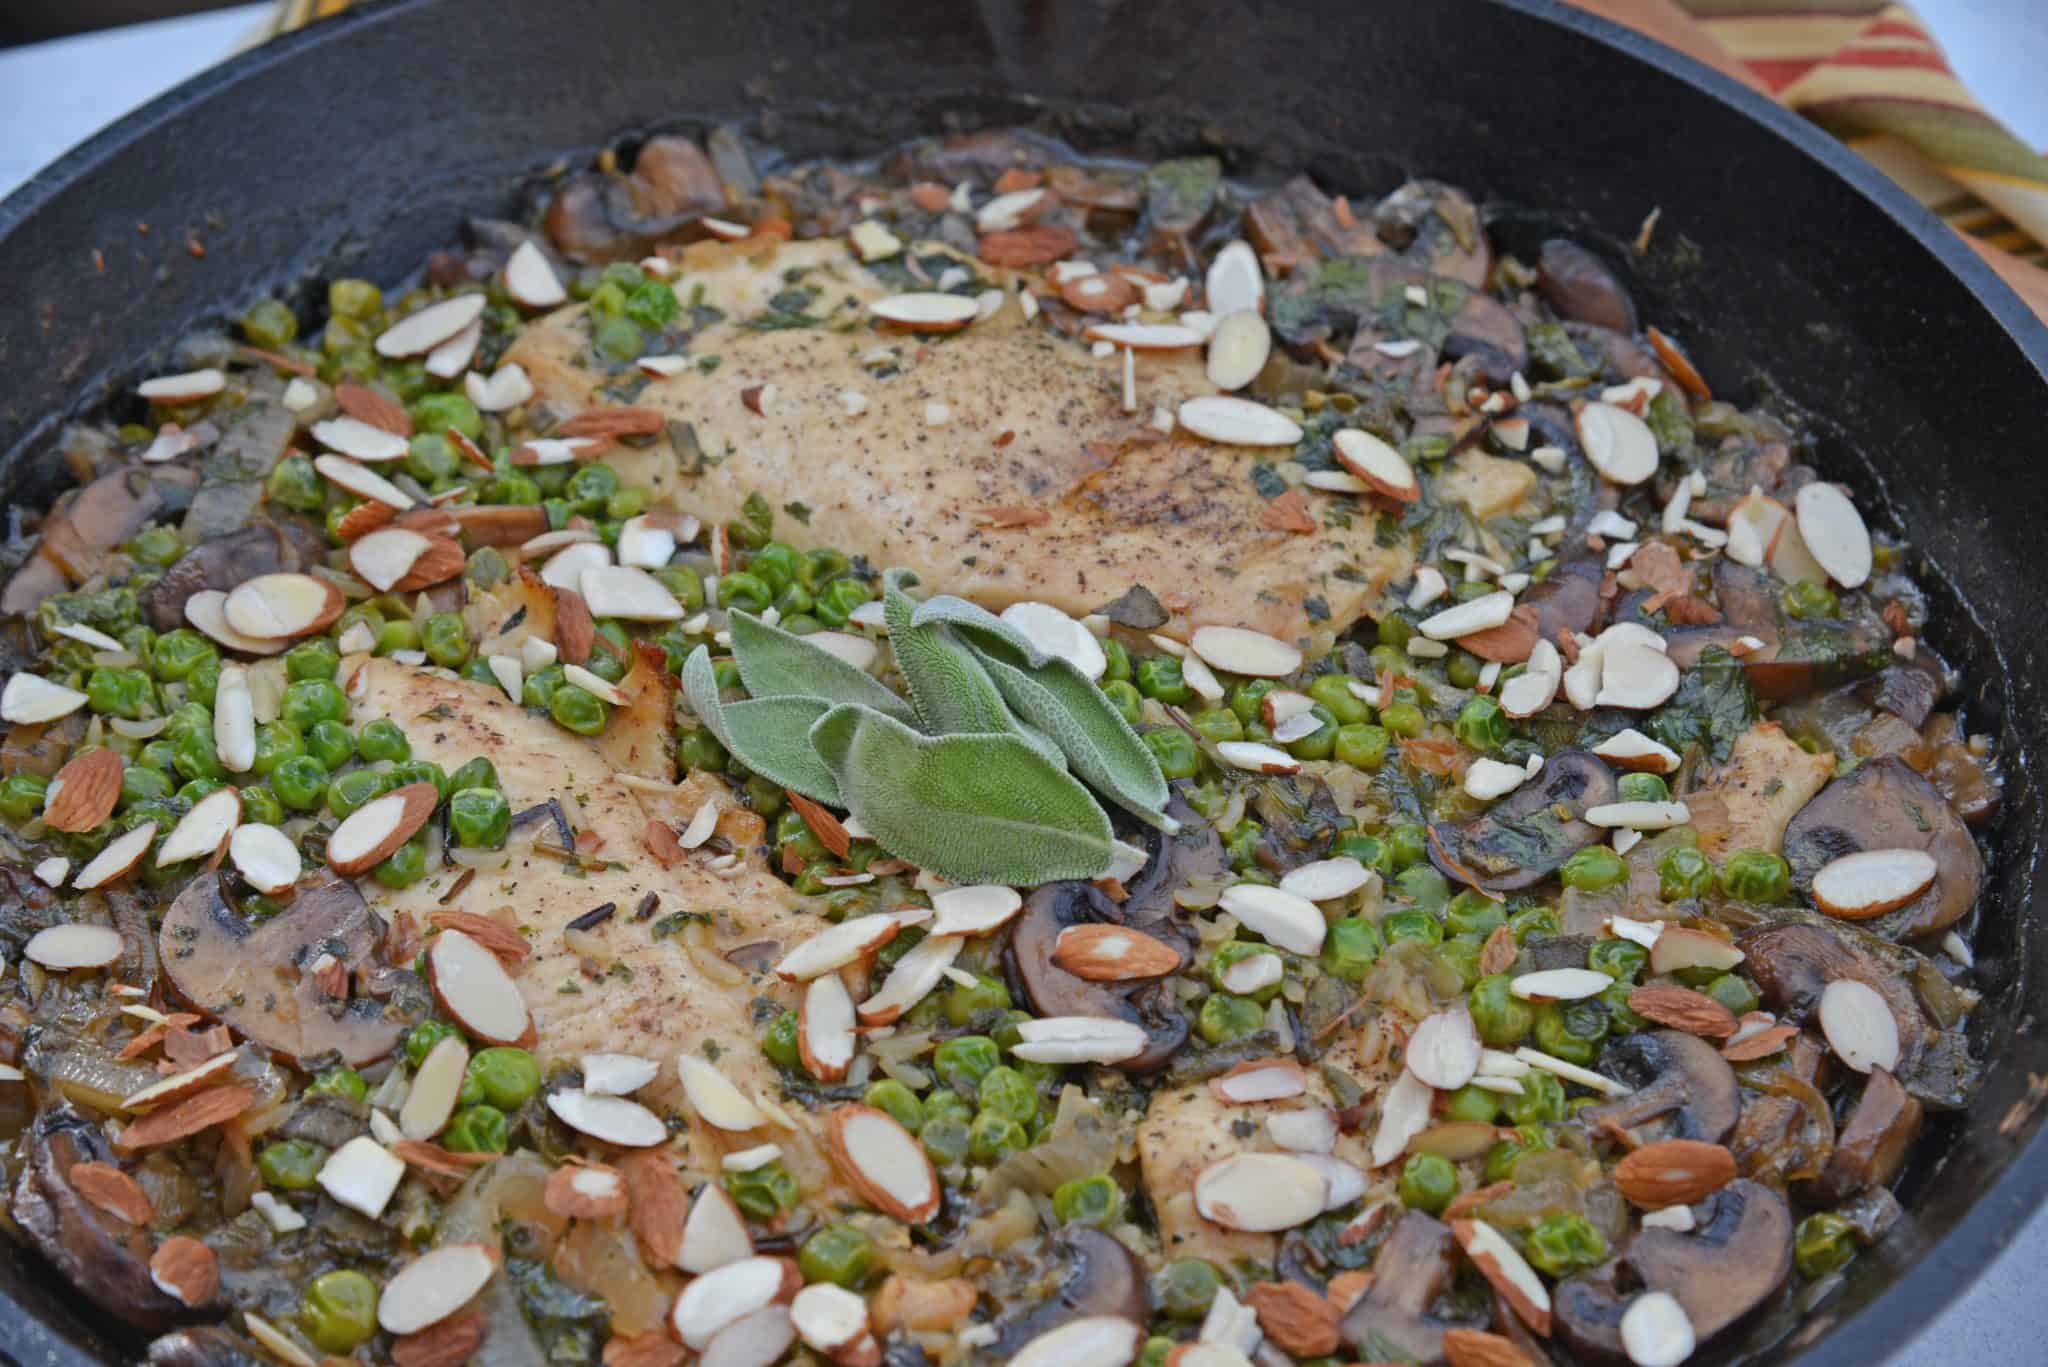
xmin=0 ymin=0 xmax=2045 ymax=1361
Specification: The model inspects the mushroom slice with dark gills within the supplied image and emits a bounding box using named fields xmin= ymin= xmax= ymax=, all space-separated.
xmin=159 ymin=873 xmax=420 ymax=1066
xmin=1781 ymin=755 xmax=1983 ymax=941
xmin=13 ymin=1104 xmax=206 ymax=1334
xmin=146 ymin=517 xmax=327 ymax=632
xmin=1554 ymin=1180 xmax=1793 ymax=1361
xmin=1430 ymin=751 xmax=1617 ymax=894
xmin=991 ymin=1227 xmax=1149 ymax=1355
xmin=1536 ymin=239 xmax=1638 ymax=334
xmin=1340 ymin=1209 xmax=1483 ymax=1361
xmin=1579 ymin=1030 xmax=1740 ymax=1145
xmin=1006 ymin=882 xmax=1189 ymax=1074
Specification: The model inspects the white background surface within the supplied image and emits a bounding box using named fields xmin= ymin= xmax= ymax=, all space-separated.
xmin=1 ymin=2 xmax=2045 ymax=1361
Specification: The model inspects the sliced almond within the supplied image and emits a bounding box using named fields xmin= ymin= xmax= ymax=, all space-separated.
xmin=1053 ymin=923 xmax=1182 ymax=980
xmin=312 ymin=416 xmax=410 ymax=463
xmin=1194 ymin=1152 xmax=1327 ymax=1232
xmin=52 ymin=622 xmax=124 ymax=651
xmin=139 ymin=425 xmax=199 ymax=464
xmin=680 ymin=1183 xmax=755 ymax=1274
xmin=545 ymin=1162 xmax=628 ymax=1219
xmin=1818 ymin=978 xmax=1900 ymax=1073
xmin=773 ymin=911 xmax=923 ymax=981
xmin=799 ymin=973 xmax=858 ymax=1082
xmin=1811 ymin=848 xmax=1936 ymax=920
xmin=1178 ymin=395 xmax=1303 ymax=447
xmin=72 ymin=822 xmax=157 ymax=891
xmin=399 ymin=1034 xmax=470 ymax=1140
xmin=504 ymin=240 xmax=567 ymax=309
xmin=213 ymin=663 xmax=257 ymax=773
xmin=582 ymin=1052 xmax=659 ymax=1096
xmin=1593 ymin=727 xmax=1681 ymax=773
xmin=1595 ymin=642 xmax=1681 ymax=710
xmin=1205 ymin=311 xmax=1272 ymax=392
xmin=466 ymin=363 xmax=536 ymax=412
xmin=149 ymin=1237 xmax=219 ymax=1307
xmin=869 ymin=293 xmax=979 ymax=331
xmin=920 ymin=886 xmax=1020 ymax=939
xmin=1463 ymin=757 xmax=1530 ymax=802
xmin=1215 ymin=740 xmax=1301 ymax=775
xmin=669 ymin=1257 xmax=800 ymax=1350
xmin=556 ymin=662 xmax=624 ymax=707
xmin=1216 ymin=883 xmax=1325 ymax=955
xmin=349 ymin=528 xmax=434 ymax=593
xmin=156 ymin=786 xmax=241 ymax=866
xmin=184 ymin=590 xmax=288 ymax=656
xmin=617 ymin=514 xmax=679 ymax=570
xmin=1009 ymin=1016 xmax=1149 ymax=1064
xmin=1209 ymin=1058 xmax=1307 ymax=1105
xmin=228 ymin=823 xmax=301 ymax=896
xmin=1585 ymin=800 xmax=1690 ymax=832
xmin=807 ymin=631 xmax=879 ymax=672
xmin=1576 ymin=401 xmax=1659 ymax=485
xmin=702 ymin=1304 xmax=795 ymax=1367
xmin=791 ymin=1283 xmax=870 ymax=1355
xmin=1275 ymin=858 xmax=1373 ymax=906
xmin=1268 ymin=1106 xmax=1341 ymax=1157
xmin=1011 ymin=1317 xmax=1144 ymax=1367
xmin=1 ymin=672 xmax=89 ymax=725
xmin=329 ymin=782 xmax=438 ymax=876
xmin=1648 ymin=926 xmax=1745 ymax=976
xmin=678 ymin=1053 xmax=767 ymax=1131
xmin=1793 ymin=482 xmax=1872 ymax=588
xmin=1619 ymin=1290 xmax=1695 ymax=1367
xmin=1508 ymin=967 xmax=1614 ymax=1002
xmin=314 ymin=453 xmax=415 ymax=509
xmin=1205 ymin=239 xmax=1265 ymax=317
xmin=1083 ymin=322 xmax=1205 ymax=350
xmin=579 ymin=564 xmax=683 ymax=621
xmin=858 ymin=933 xmax=962 ymax=1025
xmin=137 ymin=368 xmax=224 ymax=403
xmin=317 ymin=1135 xmax=407 ymax=1218
xmin=1454 ymin=1218 xmax=1552 ymax=1335
xmin=24 ymin=922 xmax=125 ymax=971
xmin=1332 ymin=428 xmax=1419 ymax=501
xmin=1371 ymin=1069 xmax=1435 ymax=1167
xmin=1612 ymin=1139 xmax=1736 ymax=1207
xmin=42 ymin=748 xmax=123 ymax=833
xmin=1189 ymin=624 xmax=1302 ymax=677
xmin=1405 ymin=1009 xmax=1482 ymax=1090
xmin=118 ymin=1051 xmax=243 ymax=1112
xmin=511 ymin=437 xmax=602 ymax=467
xmin=547 ymin=1088 xmax=669 ymax=1146
xmin=1220 ymin=949 xmax=1283 ymax=996
xmin=424 ymin=318 xmax=482 ymax=379
xmin=827 ymin=1104 xmax=940 ymax=1223
xmin=378 ymin=1242 xmax=499 ymax=1335
xmin=376 ymin=294 xmax=487 ymax=358
xmin=427 ymin=924 xmax=531 ymax=1045
xmin=536 ymin=542 xmax=611 ymax=593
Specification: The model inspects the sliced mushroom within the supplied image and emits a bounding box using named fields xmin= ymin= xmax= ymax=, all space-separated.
xmin=1516 ymin=552 xmax=1607 ymax=647
xmin=30 ymin=464 xmax=197 ymax=588
xmin=1537 ymin=239 xmax=1637 ymax=334
xmin=1430 ymin=751 xmax=1617 ymax=893
xmin=1119 ymin=795 xmax=1228 ymax=924
xmin=158 ymin=873 xmax=417 ymax=1065
xmin=1006 ymin=882 xmax=1188 ymax=1073
xmin=1244 ymin=175 xmax=1382 ymax=270
xmin=1806 ymin=1067 xmax=1921 ymax=1205
xmin=1339 ymin=1209 xmax=1480 ymax=1359
xmin=1562 ymin=322 xmax=1668 ymax=384
xmin=1857 ymin=658 xmax=1944 ymax=730
xmin=1375 ymin=181 xmax=1491 ymax=288
xmin=146 ymin=1328 xmax=270 ymax=1367
xmin=545 ymin=134 xmax=726 ymax=263
xmin=991 ymin=1227 xmax=1148 ymax=1355
xmin=1580 ymin=1030 xmax=1739 ymax=1144
xmin=147 ymin=520 xmax=320 ymax=632
xmin=1782 ymin=755 xmax=1982 ymax=940
xmin=12 ymin=1104 xmax=197 ymax=1333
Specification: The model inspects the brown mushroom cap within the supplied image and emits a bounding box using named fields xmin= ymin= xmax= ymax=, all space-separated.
xmin=158 ymin=873 xmax=418 ymax=1065
xmin=1430 ymin=751 xmax=1618 ymax=893
xmin=1537 ymin=239 xmax=1638 ymax=334
xmin=992 ymin=1227 xmax=1149 ymax=1354
xmin=1339 ymin=1209 xmax=1481 ymax=1359
xmin=1782 ymin=755 xmax=1983 ymax=940
xmin=1579 ymin=1030 xmax=1739 ymax=1145
xmin=1556 ymin=1180 xmax=1793 ymax=1359
xmin=1516 ymin=552 xmax=1607 ymax=648
xmin=146 ymin=1328 xmax=270 ymax=1367
xmin=1807 ymin=1067 xmax=1922 ymax=1205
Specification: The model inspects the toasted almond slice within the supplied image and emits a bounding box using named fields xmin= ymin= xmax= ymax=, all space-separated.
xmin=1595 ymin=642 xmax=1681 ymax=710
xmin=870 ymin=293 xmax=979 ymax=331
xmin=790 ymin=1283 xmax=869 ymax=1355
xmin=466 ymin=363 xmax=536 ymax=412
xmin=638 ymin=353 xmax=689 ymax=379
xmin=222 ymin=573 xmax=346 ymax=643
xmin=485 ymin=654 xmax=523 ymax=701
xmin=773 ymin=911 xmax=922 ymax=981
xmin=1819 ymin=978 xmax=1900 ymax=1073
xmin=1203 ymin=237 xmax=1265 ymax=315
xmin=1012 ymin=1316 xmax=1143 ymax=1367
xmin=119 ymin=1050 xmax=241 ymax=1112
xmin=1371 ymin=1069 xmax=1435 ymax=1167
xmin=511 ymin=436 xmax=602 ymax=467
xmin=1189 ymin=624 xmax=1302 ymax=677
xmin=678 ymin=1053 xmax=767 ymax=1131
xmin=1405 ymin=1009 xmax=1481 ymax=1090
xmin=185 ymin=590 xmax=288 ymax=656
xmin=1647 ymin=926 xmax=1745 ymax=978
xmin=1463 ymin=757 xmax=1530 ymax=802
xmin=329 ymin=782 xmax=438 ymax=876
xmin=423 ymin=317 xmax=482 ymax=379
xmin=312 ymin=415 xmax=410 ymax=463
xmin=1613 ymin=1138 xmax=1736 ymax=1208
xmin=375 ymin=294 xmax=487 ymax=358
xmin=1260 ymin=689 xmax=1316 ymax=728
xmin=1793 ymin=482 xmax=1872 ymax=589
xmin=827 ymin=1104 xmax=940 ymax=1223
xmin=1268 ymin=1106 xmax=1341 ymax=1157
xmin=975 ymin=186 xmax=1049 ymax=232
xmin=1454 ymin=1218 xmax=1552 ymax=1334
xmin=547 ymin=1088 xmax=669 ymax=1146
xmin=399 ymin=1034 xmax=470 ymax=1141
xmin=1811 ymin=848 xmax=1938 ymax=920
xmin=377 ymin=1242 xmax=499 ymax=1335
xmin=579 ymin=564 xmax=683 ymax=620
xmin=314 ymin=453 xmax=415 ymax=509
xmin=1053 ymin=923 xmax=1182 ymax=980
xmin=1216 ymin=883 xmax=1325 ymax=955
xmin=1304 ymin=468 xmax=1371 ymax=494
xmin=545 ymin=1162 xmax=628 ymax=1219
xmin=582 ymin=1052 xmax=660 ymax=1096
xmin=429 ymin=926 xmax=532 ymax=1046
xmin=139 ymin=425 xmax=199 ymax=464
xmin=1194 ymin=1152 xmax=1327 ymax=1232
xmin=1083 ymin=322 xmax=1204 ymax=350
xmin=148 ymin=1237 xmax=218 ymax=1306
xmin=670 ymin=1257 xmax=800 ymax=1350
xmin=42 ymin=748 xmax=123 ymax=833
xmin=1619 ymin=1290 xmax=1696 ymax=1367
xmin=926 ymin=884 xmax=1024 ymax=936
xmin=1009 ymin=1015 xmax=1150 ymax=1064
xmin=24 ymin=922 xmax=125 ymax=971
xmin=53 ymin=622 xmax=125 ymax=651
xmin=1332 ymin=428 xmax=1419 ymax=501
xmin=1592 ymin=727 xmax=1681 ymax=773
xmin=0 ymin=672 xmax=89 ymax=725
xmin=798 ymin=974 xmax=858 ymax=1083
xmin=228 ymin=823 xmax=301 ymax=896
xmin=317 ymin=1135 xmax=407 ymax=1218
xmin=1509 ymin=967 xmax=1614 ymax=1002
xmin=138 ymin=368 xmax=224 ymax=403
xmin=1209 ymin=1058 xmax=1307 ymax=1105
xmin=504 ymin=240 xmax=567 ymax=309
xmin=1576 ymin=401 xmax=1659 ymax=485
xmin=561 ymin=662 xmax=628 ymax=706
xmin=1215 ymin=740 xmax=1301 ymax=776
xmin=1585 ymin=800 xmax=1691 ymax=831
xmin=350 ymin=528 xmax=434 ymax=593
xmin=1420 ymin=591 xmax=1514 ymax=640
xmin=616 ymin=514 xmax=679 ymax=570
xmin=1514 ymin=1046 xmax=1631 ymax=1096
xmin=73 ymin=822 xmax=157 ymax=891
xmin=212 ymin=663 xmax=257 ymax=774
xmin=535 ymin=542 xmax=611 ymax=594
xmin=1219 ymin=949 xmax=1283 ymax=996
xmin=1178 ymin=395 xmax=1302 ymax=447
xmin=157 ymin=786 xmax=241 ymax=866
xmin=858 ymin=933 xmax=962 ymax=1025
xmin=1204 ymin=311 xmax=1272 ymax=392
xmin=680 ymin=1183 xmax=755 ymax=1274
xmin=32 ymin=856 xmax=69 ymax=889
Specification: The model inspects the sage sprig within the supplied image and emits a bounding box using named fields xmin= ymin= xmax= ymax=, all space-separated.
xmin=727 ymin=608 xmax=917 ymax=726
xmin=681 ymin=646 xmax=842 ymax=802
xmin=881 ymin=570 xmax=1062 ymax=766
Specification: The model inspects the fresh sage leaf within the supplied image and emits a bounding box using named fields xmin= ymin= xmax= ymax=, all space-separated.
xmin=681 ymin=645 xmax=841 ymax=802
xmin=727 ymin=609 xmax=917 ymax=725
xmin=809 ymin=704 xmax=1122 ymax=885
xmin=882 ymin=570 xmax=1062 ymax=767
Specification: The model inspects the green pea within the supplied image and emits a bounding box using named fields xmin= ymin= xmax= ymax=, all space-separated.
xmin=1437 ymin=935 xmax=1484 ymax=990
xmin=399 ymin=432 xmax=459 ymax=484
xmin=1721 ymin=849 xmax=1791 ymax=902
xmin=969 ymin=1111 xmax=1028 ymax=1163
xmin=440 ymin=787 xmax=508 ymax=849
xmin=442 ymin=1103 xmax=508 ymax=1153
xmin=549 ymin=683 xmax=609 ymax=736
xmin=1446 ymin=649 xmax=1484 ymax=689
xmin=172 ymin=729 xmax=223 ymax=784
xmin=249 ymin=720 xmax=304 ymax=779
xmin=239 ymin=297 xmax=299 ymax=349
xmin=1471 ymin=974 xmax=1534 ymax=1046
xmin=1222 ymin=820 xmax=1263 ymax=871
xmin=1387 ymin=823 xmax=1429 ymax=871
xmin=1454 ymin=695 xmax=1510 ymax=752
xmin=623 ymin=279 xmax=680 ymax=330
xmin=1532 ymin=1000 xmax=1608 ymax=1066
xmin=118 ymin=764 xmax=172 ymax=811
xmin=1157 ymin=1257 xmax=1223 ymax=1320
xmin=299 ymin=1268 xmax=379 ymax=1354
xmin=1332 ymin=722 xmax=1390 ymax=771
xmin=1304 ymin=672 xmax=1369 ymax=724
xmin=390 ymin=759 xmax=449 ymax=801
xmin=1526 ymin=1213 xmax=1609 ymax=1277
xmin=1617 ymin=772 xmax=1670 ymax=804
xmin=325 ymin=767 xmax=389 ymax=819
xmin=1442 ymin=1084 xmax=1501 ymax=1124
xmin=942 ymin=972 xmax=1011 ymax=1026
xmin=1601 ymin=981 xmax=1646 ymax=1033
xmin=486 ymin=471 xmax=542 ymax=506
xmin=1795 ymin=1211 xmax=1857 ymax=1279
xmin=1141 ymin=725 xmax=1201 ymax=780
xmin=1484 ymin=1125 xmax=1554 ymax=1183
xmin=1402 ymin=864 xmax=1454 ymax=912
xmin=934 ymin=1036 xmax=1001 ymax=1094
xmin=282 ymin=679 xmax=347 ymax=731
xmin=120 ymin=525 xmax=183 ymax=573
xmin=1287 ymin=706 xmax=1340 ymax=761
xmin=1705 ymin=973 xmax=1760 ymax=1016
xmin=266 ymin=453 xmax=325 ymax=513
xmin=1376 ymin=910 xmax=1436 ymax=950
xmin=271 ymin=755 xmax=329 ymax=811
xmin=164 ymin=702 xmax=212 ymax=745
xmin=798 ymin=1223 xmax=877 ymax=1288
xmin=1198 ymin=993 xmax=1264 ymax=1044
xmin=757 ymin=1011 xmax=802 ymax=1070
xmin=404 ymin=1020 xmax=461 ymax=1067
xmin=1781 ymin=579 xmax=1841 ymax=622
xmin=239 ymin=785 xmax=286 ymax=826
xmin=1560 ymin=845 xmax=1627 ymax=892
xmin=468 ymin=1047 xmax=541 ymax=1109
xmin=1135 ymin=655 xmax=1191 ymax=704
xmin=1506 ymin=1070 xmax=1567 ymax=1126
xmin=1380 ymin=701 xmax=1426 ymax=737
xmin=1398 ymin=1153 xmax=1458 ymax=1215
xmin=448 ymin=756 xmax=498 ymax=792
xmin=139 ymin=740 xmax=178 ymax=774
xmin=1100 ymin=679 xmax=1142 ymax=724
xmin=862 ymin=1079 xmax=924 ymax=1132
xmin=308 ymin=1067 xmax=368 ymax=1104
xmin=740 ymin=542 xmax=796 ymax=596
xmin=1321 ymin=918 xmax=1383 ymax=981
xmin=711 ymin=572 xmax=770 ymax=618
xmin=328 ymin=277 xmax=382 ymax=319
xmin=373 ymin=837 xmax=429 ymax=889
xmin=1657 ymin=845 xmax=1714 ymax=900
xmin=411 ymin=390 xmax=482 ymax=439
xmin=1053 ymin=1173 xmax=1124 ymax=1227
xmin=726 ymin=1160 xmax=799 ymax=1219
xmin=1100 ymin=638 xmax=1131 ymax=683
xmin=373 ymin=619 xmax=421 ymax=656
xmin=84 ymin=667 xmax=152 ymax=720
xmin=284 ymin=637 xmax=342 ymax=685
xmin=355 ymin=719 xmax=410 ymax=765
xmin=919 ymin=1113 xmax=971 ymax=1166
xmin=1331 ymin=831 xmax=1389 ymax=872
xmin=176 ymin=777 xmax=226 ymax=806
xmin=977 ymin=1068 xmax=1037 ymax=1128
xmin=1189 ymin=706 xmax=1244 ymax=743
xmin=185 ymin=657 xmax=221 ymax=708
xmin=1510 ymin=905 xmax=1560 ymax=942
xmin=1589 ymin=939 xmax=1648 ymax=982
xmin=1445 ymin=890 xmax=1506 ymax=939
xmin=258 ymin=1138 xmax=327 ymax=1190
xmin=1223 ymin=679 xmax=1274 ymax=724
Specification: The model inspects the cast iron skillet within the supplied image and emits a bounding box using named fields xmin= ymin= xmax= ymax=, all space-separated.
xmin=0 ymin=0 xmax=2044 ymax=1362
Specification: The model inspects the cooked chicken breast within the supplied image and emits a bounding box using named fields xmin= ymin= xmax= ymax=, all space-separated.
xmin=504 ymin=239 xmax=1412 ymax=641
xmin=1690 ymin=720 xmax=1835 ymax=857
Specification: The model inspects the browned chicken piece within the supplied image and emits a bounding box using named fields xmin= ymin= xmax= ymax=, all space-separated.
xmin=504 ymin=239 xmax=1412 ymax=642
xmin=1688 ymin=721 xmax=1835 ymax=857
